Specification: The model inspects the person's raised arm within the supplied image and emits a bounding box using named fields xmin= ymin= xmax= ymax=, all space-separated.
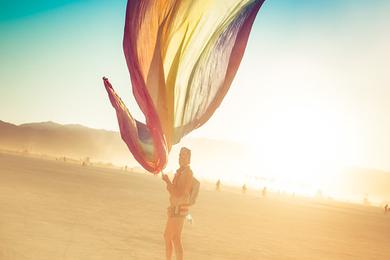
xmin=163 ymin=170 xmax=193 ymax=197
xmin=162 ymin=174 xmax=174 ymax=194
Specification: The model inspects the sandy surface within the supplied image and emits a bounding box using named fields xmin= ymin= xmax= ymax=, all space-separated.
xmin=1 ymin=152 xmax=389 ymax=260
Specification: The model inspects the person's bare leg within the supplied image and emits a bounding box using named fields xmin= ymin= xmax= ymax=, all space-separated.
xmin=172 ymin=217 xmax=185 ymax=260
xmin=164 ymin=218 xmax=174 ymax=260
xmin=173 ymin=235 xmax=183 ymax=260
xmin=165 ymin=236 xmax=173 ymax=260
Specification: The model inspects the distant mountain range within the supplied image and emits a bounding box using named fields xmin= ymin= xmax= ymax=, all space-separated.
xmin=0 ymin=120 xmax=246 ymax=167
xmin=0 ymin=120 xmax=136 ymax=165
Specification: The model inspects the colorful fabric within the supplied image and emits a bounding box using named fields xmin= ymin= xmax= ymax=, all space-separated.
xmin=103 ymin=0 xmax=265 ymax=173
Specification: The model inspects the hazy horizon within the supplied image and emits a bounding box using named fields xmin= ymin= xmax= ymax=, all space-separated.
xmin=1 ymin=119 xmax=389 ymax=205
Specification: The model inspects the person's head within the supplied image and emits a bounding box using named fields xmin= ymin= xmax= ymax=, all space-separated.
xmin=179 ymin=147 xmax=191 ymax=167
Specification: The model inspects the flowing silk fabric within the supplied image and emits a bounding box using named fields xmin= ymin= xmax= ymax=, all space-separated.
xmin=103 ymin=0 xmax=265 ymax=173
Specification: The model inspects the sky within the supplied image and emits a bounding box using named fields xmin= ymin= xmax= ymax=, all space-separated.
xmin=1 ymin=0 xmax=390 ymax=180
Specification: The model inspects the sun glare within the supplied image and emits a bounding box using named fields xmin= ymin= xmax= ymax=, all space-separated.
xmin=245 ymin=101 xmax=359 ymax=197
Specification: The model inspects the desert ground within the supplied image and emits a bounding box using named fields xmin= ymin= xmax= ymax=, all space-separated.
xmin=1 ymin=152 xmax=389 ymax=260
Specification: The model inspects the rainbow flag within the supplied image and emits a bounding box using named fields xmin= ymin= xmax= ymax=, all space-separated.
xmin=103 ymin=0 xmax=265 ymax=173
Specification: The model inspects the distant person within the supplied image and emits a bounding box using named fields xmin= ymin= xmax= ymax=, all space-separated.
xmin=242 ymin=184 xmax=247 ymax=194
xmin=363 ymin=194 xmax=369 ymax=206
xmin=262 ymin=187 xmax=267 ymax=197
xmin=385 ymin=204 xmax=388 ymax=214
xmin=216 ymin=179 xmax=221 ymax=191
xmin=162 ymin=147 xmax=198 ymax=260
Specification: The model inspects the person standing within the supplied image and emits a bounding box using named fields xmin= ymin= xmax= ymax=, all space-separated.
xmin=162 ymin=147 xmax=194 ymax=260
xmin=216 ymin=179 xmax=221 ymax=191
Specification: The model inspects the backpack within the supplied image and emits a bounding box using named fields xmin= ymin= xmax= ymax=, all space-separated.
xmin=188 ymin=177 xmax=200 ymax=206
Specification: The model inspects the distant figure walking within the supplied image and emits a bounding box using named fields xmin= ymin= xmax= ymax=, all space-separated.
xmin=162 ymin=147 xmax=196 ymax=260
xmin=385 ymin=204 xmax=388 ymax=214
xmin=216 ymin=179 xmax=221 ymax=191
xmin=262 ymin=187 xmax=267 ymax=197
xmin=242 ymin=184 xmax=247 ymax=194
